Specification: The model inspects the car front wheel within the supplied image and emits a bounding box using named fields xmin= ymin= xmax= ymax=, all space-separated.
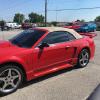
xmin=77 ymin=49 xmax=90 ymax=68
xmin=0 ymin=65 xmax=23 ymax=95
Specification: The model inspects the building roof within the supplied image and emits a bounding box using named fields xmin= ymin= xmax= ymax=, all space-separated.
xmin=37 ymin=27 xmax=82 ymax=39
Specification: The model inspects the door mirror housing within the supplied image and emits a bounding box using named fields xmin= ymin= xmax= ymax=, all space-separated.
xmin=38 ymin=42 xmax=49 ymax=49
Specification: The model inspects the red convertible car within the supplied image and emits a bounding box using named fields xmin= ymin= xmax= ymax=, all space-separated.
xmin=0 ymin=27 xmax=95 ymax=95
xmin=64 ymin=22 xmax=81 ymax=30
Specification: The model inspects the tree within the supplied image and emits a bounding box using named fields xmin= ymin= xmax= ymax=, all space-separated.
xmin=95 ymin=16 xmax=100 ymax=22
xmin=13 ymin=13 xmax=25 ymax=24
xmin=28 ymin=12 xmax=44 ymax=23
xmin=38 ymin=15 xmax=44 ymax=23
xmin=80 ymin=19 xmax=85 ymax=23
xmin=0 ymin=20 xmax=5 ymax=26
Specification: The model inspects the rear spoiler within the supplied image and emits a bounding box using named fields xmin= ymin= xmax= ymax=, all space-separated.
xmin=79 ymin=32 xmax=97 ymax=38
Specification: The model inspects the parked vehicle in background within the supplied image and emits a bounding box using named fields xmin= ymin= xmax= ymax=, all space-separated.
xmin=0 ymin=20 xmax=6 ymax=31
xmin=15 ymin=24 xmax=21 ymax=29
xmin=6 ymin=22 xmax=21 ymax=29
xmin=64 ymin=22 xmax=81 ymax=30
xmin=76 ymin=23 xmax=97 ymax=32
xmin=22 ymin=23 xmax=32 ymax=30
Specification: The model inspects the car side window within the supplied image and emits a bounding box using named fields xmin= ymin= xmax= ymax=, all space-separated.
xmin=67 ymin=32 xmax=76 ymax=40
xmin=41 ymin=31 xmax=76 ymax=44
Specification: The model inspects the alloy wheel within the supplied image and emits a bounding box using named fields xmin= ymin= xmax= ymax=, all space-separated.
xmin=79 ymin=49 xmax=89 ymax=67
xmin=0 ymin=68 xmax=21 ymax=93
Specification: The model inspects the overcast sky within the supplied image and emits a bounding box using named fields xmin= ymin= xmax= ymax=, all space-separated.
xmin=0 ymin=0 xmax=100 ymax=22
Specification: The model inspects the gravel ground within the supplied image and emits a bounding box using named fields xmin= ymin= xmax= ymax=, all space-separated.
xmin=0 ymin=30 xmax=100 ymax=100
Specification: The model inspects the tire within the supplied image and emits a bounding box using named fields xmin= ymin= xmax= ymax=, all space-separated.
xmin=0 ymin=64 xmax=24 ymax=95
xmin=76 ymin=49 xmax=90 ymax=68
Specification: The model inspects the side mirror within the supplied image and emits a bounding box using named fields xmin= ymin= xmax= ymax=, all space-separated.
xmin=38 ymin=42 xmax=49 ymax=49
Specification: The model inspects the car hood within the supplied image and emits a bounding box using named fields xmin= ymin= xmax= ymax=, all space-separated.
xmin=0 ymin=40 xmax=26 ymax=57
xmin=0 ymin=40 xmax=13 ymax=48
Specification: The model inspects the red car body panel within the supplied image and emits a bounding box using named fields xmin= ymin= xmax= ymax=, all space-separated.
xmin=79 ymin=32 xmax=97 ymax=38
xmin=22 ymin=23 xmax=32 ymax=29
xmin=0 ymin=28 xmax=95 ymax=81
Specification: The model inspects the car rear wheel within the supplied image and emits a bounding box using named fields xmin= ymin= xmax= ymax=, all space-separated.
xmin=77 ymin=49 xmax=90 ymax=68
xmin=0 ymin=65 xmax=23 ymax=95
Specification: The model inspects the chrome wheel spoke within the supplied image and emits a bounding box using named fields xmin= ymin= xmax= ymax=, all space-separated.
xmin=2 ymin=82 xmax=8 ymax=90
xmin=83 ymin=60 xmax=86 ymax=65
xmin=0 ymin=77 xmax=6 ymax=82
xmin=10 ymin=82 xmax=16 ymax=88
xmin=13 ymin=75 xmax=19 ymax=80
xmin=81 ymin=53 xmax=84 ymax=58
xmin=80 ymin=59 xmax=83 ymax=62
xmin=8 ymin=69 xmax=12 ymax=77
xmin=84 ymin=53 xmax=88 ymax=58
xmin=84 ymin=58 xmax=88 ymax=61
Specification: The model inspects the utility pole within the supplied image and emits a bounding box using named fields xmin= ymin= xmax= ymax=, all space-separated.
xmin=45 ymin=0 xmax=47 ymax=27
xmin=56 ymin=10 xmax=58 ymax=22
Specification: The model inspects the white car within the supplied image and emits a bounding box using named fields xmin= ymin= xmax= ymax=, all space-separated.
xmin=6 ymin=23 xmax=21 ymax=29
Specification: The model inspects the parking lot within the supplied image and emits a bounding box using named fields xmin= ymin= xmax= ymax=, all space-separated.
xmin=0 ymin=30 xmax=100 ymax=100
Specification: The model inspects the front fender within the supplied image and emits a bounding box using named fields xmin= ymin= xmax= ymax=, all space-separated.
xmin=0 ymin=56 xmax=33 ymax=81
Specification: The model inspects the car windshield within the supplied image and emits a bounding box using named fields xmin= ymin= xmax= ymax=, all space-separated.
xmin=9 ymin=29 xmax=46 ymax=48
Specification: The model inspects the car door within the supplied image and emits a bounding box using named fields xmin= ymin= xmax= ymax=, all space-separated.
xmin=33 ymin=31 xmax=76 ymax=71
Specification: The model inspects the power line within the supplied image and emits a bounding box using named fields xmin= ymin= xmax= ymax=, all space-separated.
xmin=48 ymin=6 xmax=100 ymax=11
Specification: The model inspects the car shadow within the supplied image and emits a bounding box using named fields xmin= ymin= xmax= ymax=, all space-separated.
xmin=20 ymin=66 xmax=81 ymax=88
xmin=0 ymin=66 xmax=81 ymax=97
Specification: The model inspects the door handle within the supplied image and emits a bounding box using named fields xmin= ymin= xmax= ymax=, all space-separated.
xmin=65 ymin=46 xmax=71 ymax=49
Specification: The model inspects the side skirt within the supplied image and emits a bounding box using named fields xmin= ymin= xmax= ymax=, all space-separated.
xmin=33 ymin=63 xmax=73 ymax=79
